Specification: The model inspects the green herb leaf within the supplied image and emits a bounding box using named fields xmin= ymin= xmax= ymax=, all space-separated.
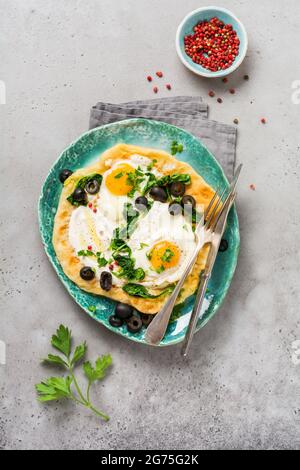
xmin=51 ymin=325 xmax=72 ymax=358
xmin=88 ymin=305 xmax=96 ymax=313
xmin=67 ymin=174 xmax=102 ymax=206
xmin=113 ymin=254 xmax=145 ymax=281
xmin=36 ymin=324 xmax=111 ymax=421
xmin=77 ymin=249 xmax=94 ymax=257
xmin=139 ymin=242 xmax=149 ymax=250
xmin=96 ymin=253 xmax=108 ymax=268
xmin=147 ymin=159 xmax=157 ymax=171
xmin=43 ymin=354 xmax=69 ymax=368
xmin=170 ymin=303 xmax=183 ymax=323
xmin=122 ymin=283 xmax=175 ymax=299
xmin=156 ymin=265 xmax=165 ymax=274
xmin=35 ymin=376 xmax=73 ymax=402
xmin=110 ymin=235 xmax=130 ymax=254
xmin=83 ymin=355 xmax=112 ymax=383
xmin=114 ymin=172 xmax=123 ymax=179
xmin=125 ymin=169 xmax=145 ymax=197
xmin=191 ymin=208 xmax=202 ymax=224
xmin=170 ymin=141 xmax=184 ymax=155
xmin=161 ymin=248 xmax=174 ymax=263
xmin=142 ymin=172 xmax=191 ymax=196
xmin=142 ymin=172 xmax=158 ymax=195
xmin=71 ymin=342 xmax=87 ymax=366
xmin=134 ymin=267 xmax=146 ymax=281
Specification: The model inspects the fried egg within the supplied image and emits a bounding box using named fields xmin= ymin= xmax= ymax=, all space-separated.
xmin=95 ymin=154 xmax=161 ymax=225
xmin=127 ymin=201 xmax=197 ymax=288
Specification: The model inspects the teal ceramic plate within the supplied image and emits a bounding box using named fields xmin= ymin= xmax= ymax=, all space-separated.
xmin=39 ymin=118 xmax=239 ymax=346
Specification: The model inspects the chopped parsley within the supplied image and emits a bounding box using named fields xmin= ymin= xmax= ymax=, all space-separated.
xmin=125 ymin=167 xmax=145 ymax=198
xmin=122 ymin=283 xmax=175 ymax=299
xmin=161 ymin=248 xmax=174 ymax=263
xmin=67 ymin=174 xmax=102 ymax=206
xmin=96 ymin=253 xmax=108 ymax=268
xmin=139 ymin=242 xmax=149 ymax=250
xmin=170 ymin=140 xmax=184 ymax=155
xmin=156 ymin=265 xmax=165 ymax=274
xmin=77 ymin=249 xmax=94 ymax=257
xmin=77 ymin=249 xmax=108 ymax=268
xmin=112 ymin=253 xmax=145 ymax=281
xmin=142 ymin=172 xmax=191 ymax=196
xmin=147 ymin=159 xmax=157 ymax=171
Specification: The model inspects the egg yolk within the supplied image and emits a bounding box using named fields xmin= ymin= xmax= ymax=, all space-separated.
xmin=149 ymin=241 xmax=181 ymax=272
xmin=105 ymin=163 xmax=135 ymax=196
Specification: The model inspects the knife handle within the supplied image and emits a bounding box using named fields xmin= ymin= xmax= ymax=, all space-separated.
xmin=181 ymin=270 xmax=211 ymax=357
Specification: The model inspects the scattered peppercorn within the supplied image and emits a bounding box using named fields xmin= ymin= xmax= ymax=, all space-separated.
xmin=87 ymin=245 xmax=92 ymax=251
xmin=233 ymin=118 xmax=239 ymax=124
xmin=229 ymin=88 xmax=235 ymax=94
xmin=208 ymin=90 xmax=215 ymax=97
xmin=93 ymin=208 xmax=97 ymax=213
xmin=156 ymin=71 xmax=163 ymax=78
xmin=249 ymin=184 xmax=256 ymax=191
xmin=243 ymin=74 xmax=249 ymax=80
xmin=261 ymin=118 xmax=266 ymax=124
xmin=184 ymin=17 xmax=240 ymax=72
xmin=217 ymin=97 xmax=223 ymax=103
xmin=166 ymin=84 xmax=172 ymax=90
xmin=147 ymin=75 xmax=152 ymax=82
xmin=153 ymin=86 xmax=158 ymax=94
xmin=222 ymin=77 xmax=228 ymax=83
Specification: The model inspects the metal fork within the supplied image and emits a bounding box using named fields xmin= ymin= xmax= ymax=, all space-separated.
xmin=181 ymin=164 xmax=242 ymax=356
xmin=144 ymin=185 xmax=228 ymax=346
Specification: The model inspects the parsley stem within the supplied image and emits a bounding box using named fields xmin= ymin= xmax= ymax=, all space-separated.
xmin=70 ymin=392 xmax=108 ymax=421
xmin=87 ymin=381 xmax=91 ymax=404
xmin=70 ymin=369 xmax=88 ymax=405
xmin=69 ymin=392 xmax=86 ymax=407
xmin=88 ymin=404 xmax=109 ymax=422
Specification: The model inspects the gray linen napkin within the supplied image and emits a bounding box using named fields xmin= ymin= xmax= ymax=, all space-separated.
xmin=89 ymin=96 xmax=236 ymax=178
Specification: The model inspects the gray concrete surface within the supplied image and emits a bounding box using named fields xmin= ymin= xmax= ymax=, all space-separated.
xmin=1 ymin=0 xmax=300 ymax=450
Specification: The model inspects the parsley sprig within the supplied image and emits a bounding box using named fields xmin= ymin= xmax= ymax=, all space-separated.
xmin=35 ymin=325 xmax=112 ymax=421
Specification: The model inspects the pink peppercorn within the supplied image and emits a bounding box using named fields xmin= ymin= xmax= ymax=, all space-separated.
xmin=184 ymin=17 xmax=240 ymax=72
xmin=166 ymin=84 xmax=172 ymax=90
xmin=153 ymin=86 xmax=158 ymax=94
xmin=147 ymin=75 xmax=152 ymax=82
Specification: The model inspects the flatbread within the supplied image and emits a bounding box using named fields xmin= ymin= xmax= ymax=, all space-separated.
xmin=53 ymin=143 xmax=214 ymax=314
